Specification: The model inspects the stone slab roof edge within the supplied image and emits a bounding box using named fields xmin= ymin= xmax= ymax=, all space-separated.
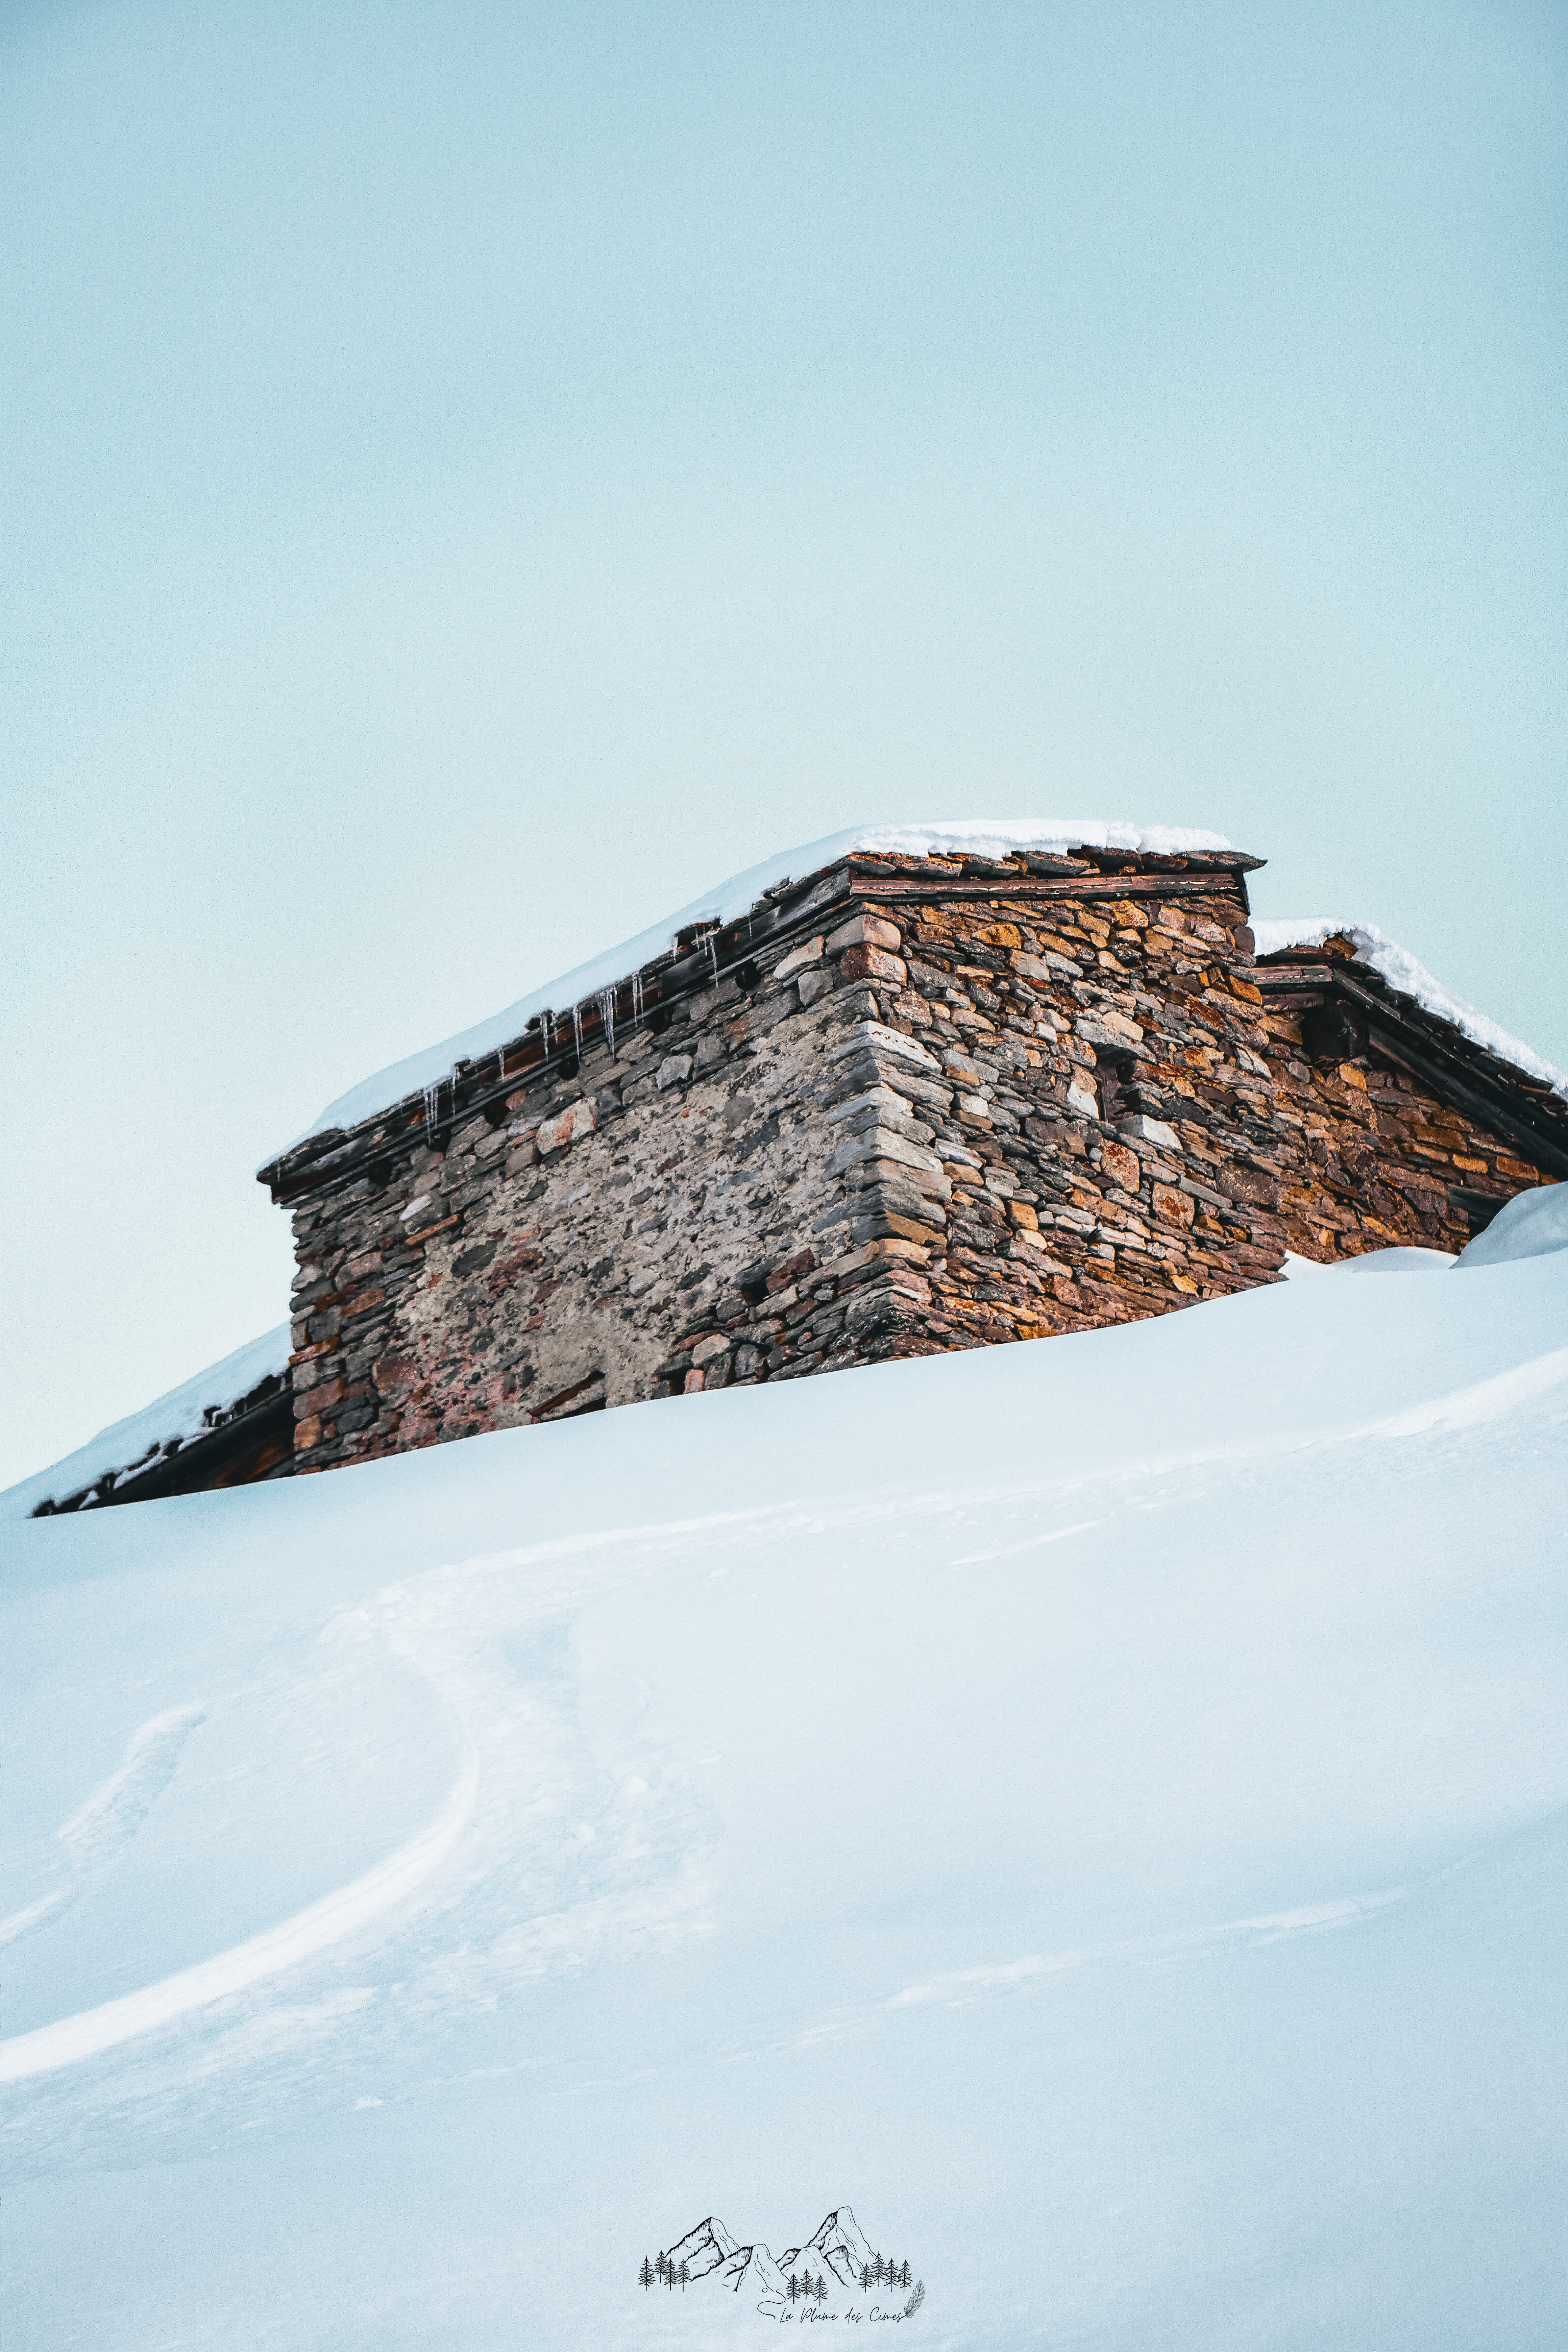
xmin=262 ymin=817 xmax=1241 ymax=1165
xmin=1254 ymin=918 xmax=1567 ymax=1103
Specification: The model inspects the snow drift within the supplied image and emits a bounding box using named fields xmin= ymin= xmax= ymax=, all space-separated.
xmin=2 ymin=1249 xmax=1566 ymax=2349
xmin=1456 ymin=1180 xmax=1568 ymax=1269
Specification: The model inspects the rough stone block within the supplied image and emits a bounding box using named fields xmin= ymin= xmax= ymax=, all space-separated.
xmin=1077 ymin=1014 xmax=1143 ymax=1051
xmin=860 ymin=1157 xmax=952 ymax=1203
xmin=829 ymin=1020 xmax=938 ymax=1070
xmin=827 ymin=1084 xmax=915 ymax=1129
xmin=1152 ymin=1182 xmax=1195 ymax=1227
xmin=774 ymin=936 xmax=825 ymax=979
xmin=826 ymin=912 xmax=901 ymax=955
xmin=841 ymin=944 xmax=908 ymax=987
xmin=296 ymin=1374 xmax=345 ymax=1415
xmin=1120 ymin=1116 xmax=1181 ymax=1151
xmin=1099 ymin=1141 xmax=1141 ymax=1193
xmin=829 ymin=1126 xmax=944 ymax=1178
xmin=760 ymin=1251 xmax=810 ymax=1298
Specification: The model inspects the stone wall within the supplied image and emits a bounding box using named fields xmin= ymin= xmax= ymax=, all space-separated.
xmin=281 ymin=857 xmax=1558 ymax=1470
xmin=651 ymin=893 xmax=1554 ymax=1394
xmin=285 ymin=883 xmax=882 ymax=1468
xmin=1255 ymin=934 xmax=1554 ymax=1261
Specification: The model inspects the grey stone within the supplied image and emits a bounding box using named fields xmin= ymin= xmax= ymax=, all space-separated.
xmin=1119 ymin=1116 xmax=1181 ymax=1152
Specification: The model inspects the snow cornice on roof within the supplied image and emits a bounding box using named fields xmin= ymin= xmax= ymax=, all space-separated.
xmin=1253 ymin=924 xmax=1568 ymax=1178
xmin=258 ymin=819 xmax=1259 ymax=1202
xmin=1252 ymin=921 xmax=1568 ymax=1102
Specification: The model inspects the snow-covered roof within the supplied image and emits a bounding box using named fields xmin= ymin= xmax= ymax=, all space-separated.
xmin=273 ymin=819 xmax=1235 ymax=1157
xmin=1252 ymin=919 xmax=1568 ymax=1102
xmin=0 ymin=1325 xmax=292 ymax=1522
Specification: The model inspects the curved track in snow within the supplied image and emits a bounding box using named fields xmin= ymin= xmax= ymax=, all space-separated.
xmin=0 ymin=1754 xmax=478 ymax=2085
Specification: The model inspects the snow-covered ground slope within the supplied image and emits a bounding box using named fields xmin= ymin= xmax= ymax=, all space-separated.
xmin=1252 ymin=917 xmax=1568 ymax=1098
xmin=282 ymin=819 xmax=1234 ymax=1149
xmin=3 ymin=1250 xmax=1566 ymax=2350
xmin=0 ymin=1325 xmax=291 ymax=1522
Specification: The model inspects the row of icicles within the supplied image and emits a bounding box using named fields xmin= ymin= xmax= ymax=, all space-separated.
xmin=420 ymin=925 xmax=724 ymax=1134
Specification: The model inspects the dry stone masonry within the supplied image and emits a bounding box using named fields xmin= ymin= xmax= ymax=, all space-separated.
xmin=260 ymin=843 xmax=1567 ymax=1477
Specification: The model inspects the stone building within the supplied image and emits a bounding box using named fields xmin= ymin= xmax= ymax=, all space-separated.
xmin=254 ymin=823 xmax=1566 ymax=1480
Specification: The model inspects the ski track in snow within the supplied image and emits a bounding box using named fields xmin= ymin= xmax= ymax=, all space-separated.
xmin=765 ymin=1890 xmax=1421 ymax=2061
xmin=0 ymin=1533 xmax=725 ymax=2094
xmin=5 ymin=1334 xmax=1560 ymax=2098
xmin=885 ymin=1887 xmax=1415 ymax=2009
xmin=0 ymin=1704 xmax=209 ymax=1949
xmin=0 ymin=1754 xmax=480 ymax=2085
xmin=58 ymin=1704 xmax=210 ymax=1879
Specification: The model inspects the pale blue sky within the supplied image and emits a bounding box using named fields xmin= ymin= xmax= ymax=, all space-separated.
xmin=4 ymin=0 xmax=1564 ymax=1486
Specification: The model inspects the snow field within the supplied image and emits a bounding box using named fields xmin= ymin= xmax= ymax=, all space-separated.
xmin=2 ymin=1248 xmax=1566 ymax=2348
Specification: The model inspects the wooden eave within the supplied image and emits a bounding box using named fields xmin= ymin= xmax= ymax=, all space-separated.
xmin=29 ymin=1378 xmax=296 ymax=1517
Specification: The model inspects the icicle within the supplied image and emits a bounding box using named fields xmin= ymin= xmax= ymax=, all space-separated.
xmin=422 ymin=1080 xmax=442 ymax=1140
xmin=631 ymin=972 xmax=644 ymax=1026
xmin=540 ymin=1010 xmax=553 ymax=1058
xmin=707 ymin=929 xmax=720 ymax=982
xmin=598 ymin=985 xmax=617 ymax=1058
xmin=572 ymin=1002 xmax=583 ymax=1060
